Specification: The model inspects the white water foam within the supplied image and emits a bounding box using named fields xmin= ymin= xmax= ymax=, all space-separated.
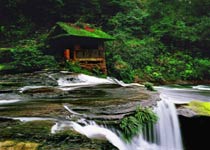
xmin=192 ymin=85 xmax=210 ymax=91
xmin=0 ymin=99 xmax=20 ymax=104
xmin=51 ymin=119 xmax=159 ymax=150
xmin=108 ymin=77 xmax=143 ymax=87
xmin=0 ymin=116 xmax=56 ymax=123
xmin=63 ymin=105 xmax=84 ymax=116
xmin=0 ymin=94 xmax=21 ymax=104
xmin=19 ymin=86 xmax=50 ymax=93
xmin=57 ymin=74 xmax=115 ymax=87
xmin=57 ymin=73 xmax=143 ymax=92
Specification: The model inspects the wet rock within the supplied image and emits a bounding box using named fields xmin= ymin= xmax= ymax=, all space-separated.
xmin=0 ymin=120 xmax=117 ymax=150
xmin=63 ymin=88 xmax=159 ymax=123
xmin=177 ymin=101 xmax=210 ymax=150
xmin=0 ymin=103 xmax=65 ymax=117
xmin=21 ymin=86 xmax=63 ymax=94
xmin=0 ymin=84 xmax=159 ymax=122
xmin=176 ymin=100 xmax=210 ymax=117
xmin=177 ymin=107 xmax=197 ymax=117
xmin=0 ymin=71 xmax=58 ymax=88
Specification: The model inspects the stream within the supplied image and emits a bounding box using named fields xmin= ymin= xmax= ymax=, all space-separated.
xmin=0 ymin=72 xmax=210 ymax=149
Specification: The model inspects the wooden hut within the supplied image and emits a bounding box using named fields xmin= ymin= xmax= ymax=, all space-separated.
xmin=47 ymin=22 xmax=114 ymax=74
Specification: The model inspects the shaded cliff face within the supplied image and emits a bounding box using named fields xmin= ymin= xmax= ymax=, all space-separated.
xmin=177 ymin=100 xmax=210 ymax=150
xmin=179 ymin=115 xmax=210 ymax=150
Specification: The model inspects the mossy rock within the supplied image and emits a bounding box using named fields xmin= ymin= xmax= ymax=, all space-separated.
xmin=186 ymin=101 xmax=210 ymax=116
xmin=0 ymin=140 xmax=39 ymax=150
xmin=0 ymin=120 xmax=54 ymax=140
xmin=0 ymin=81 xmax=23 ymax=86
xmin=0 ymin=120 xmax=117 ymax=150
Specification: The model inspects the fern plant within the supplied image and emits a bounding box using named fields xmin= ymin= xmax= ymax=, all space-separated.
xmin=120 ymin=106 xmax=158 ymax=142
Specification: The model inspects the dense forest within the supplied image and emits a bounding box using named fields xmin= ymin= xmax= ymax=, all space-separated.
xmin=0 ymin=0 xmax=209 ymax=83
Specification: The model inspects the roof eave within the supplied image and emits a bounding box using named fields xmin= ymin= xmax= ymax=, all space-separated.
xmin=50 ymin=34 xmax=115 ymax=41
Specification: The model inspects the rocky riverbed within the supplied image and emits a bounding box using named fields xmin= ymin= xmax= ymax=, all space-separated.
xmin=1 ymin=71 xmax=210 ymax=150
xmin=0 ymin=71 xmax=160 ymax=150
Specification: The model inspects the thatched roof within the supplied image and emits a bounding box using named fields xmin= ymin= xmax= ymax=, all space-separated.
xmin=49 ymin=22 xmax=114 ymax=40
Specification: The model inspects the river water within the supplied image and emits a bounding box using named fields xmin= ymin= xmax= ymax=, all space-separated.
xmin=156 ymin=85 xmax=210 ymax=103
xmin=0 ymin=72 xmax=210 ymax=149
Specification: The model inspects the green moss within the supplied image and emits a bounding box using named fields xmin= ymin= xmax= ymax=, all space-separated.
xmin=0 ymin=64 xmax=4 ymax=70
xmin=187 ymin=101 xmax=210 ymax=116
xmin=0 ymin=120 xmax=54 ymax=141
xmin=0 ymin=140 xmax=39 ymax=150
xmin=0 ymin=64 xmax=14 ymax=71
xmin=0 ymin=81 xmax=22 ymax=86
xmin=55 ymin=22 xmax=114 ymax=40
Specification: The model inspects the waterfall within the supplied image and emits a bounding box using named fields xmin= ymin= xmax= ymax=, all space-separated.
xmin=154 ymin=94 xmax=183 ymax=150
xmin=51 ymin=95 xmax=183 ymax=150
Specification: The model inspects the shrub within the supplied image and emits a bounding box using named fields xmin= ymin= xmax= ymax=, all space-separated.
xmin=144 ymin=82 xmax=155 ymax=91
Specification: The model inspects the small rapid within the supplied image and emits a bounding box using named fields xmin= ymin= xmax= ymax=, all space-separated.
xmin=57 ymin=74 xmax=115 ymax=87
xmin=57 ymin=73 xmax=143 ymax=88
xmin=192 ymin=85 xmax=210 ymax=91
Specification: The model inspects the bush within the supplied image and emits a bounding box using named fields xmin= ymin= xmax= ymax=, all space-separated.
xmin=144 ymin=82 xmax=155 ymax=91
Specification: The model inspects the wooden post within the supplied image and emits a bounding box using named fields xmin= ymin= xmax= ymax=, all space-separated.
xmin=74 ymin=44 xmax=80 ymax=61
xmin=64 ymin=49 xmax=70 ymax=60
xmin=73 ymin=50 xmax=76 ymax=61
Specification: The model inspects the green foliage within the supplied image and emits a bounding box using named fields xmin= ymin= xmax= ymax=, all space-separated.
xmin=120 ymin=106 xmax=158 ymax=142
xmin=106 ymin=53 xmax=134 ymax=83
xmin=0 ymin=48 xmax=13 ymax=63
xmin=10 ymin=49 xmax=58 ymax=72
xmin=92 ymin=67 xmax=107 ymax=78
xmin=193 ymin=58 xmax=210 ymax=80
xmin=0 ymin=0 xmax=210 ymax=82
xmin=144 ymin=82 xmax=155 ymax=91
xmin=65 ymin=61 xmax=91 ymax=75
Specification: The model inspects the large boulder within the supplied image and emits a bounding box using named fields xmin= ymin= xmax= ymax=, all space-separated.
xmin=177 ymin=101 xmax=210 ymax=150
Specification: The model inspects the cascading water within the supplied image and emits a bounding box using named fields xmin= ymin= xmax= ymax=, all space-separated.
xmin=154 ymin=94 xmax=183 ymax=150
xmin=48 ymin=73 xmax=183 ymax=149
xmin=51 ymin=94 xmax=183 ymax=150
